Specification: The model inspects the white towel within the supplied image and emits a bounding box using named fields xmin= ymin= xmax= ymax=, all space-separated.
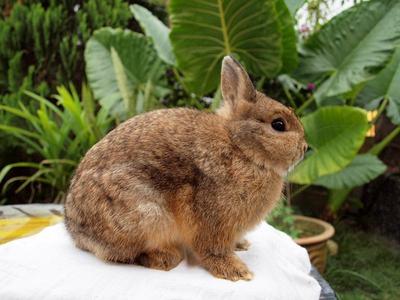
xmin=0 ymin=222 xmax=320 ymax=300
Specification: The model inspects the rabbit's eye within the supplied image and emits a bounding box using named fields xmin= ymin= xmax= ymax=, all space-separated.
xmin=271 ymin=118 xmax=285 ymax=132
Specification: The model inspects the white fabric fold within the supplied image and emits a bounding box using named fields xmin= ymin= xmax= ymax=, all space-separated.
xmin=0 ymin=222 xmax=320 ymax=300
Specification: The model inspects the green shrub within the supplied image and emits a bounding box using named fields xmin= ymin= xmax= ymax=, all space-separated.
xmin=0 ymin=0 xmax=151 ymax=201
xmin=267 ymin=200 xmax=300 ymax=239
xmin=0 ymin=84 xmax=111 ymax=203
xmin=0 ymin=0 xmax=133 ymax=103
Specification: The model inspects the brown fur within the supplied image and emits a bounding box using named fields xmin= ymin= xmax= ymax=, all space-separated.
xmin=64 ymin=56 xmax=307 ymax=281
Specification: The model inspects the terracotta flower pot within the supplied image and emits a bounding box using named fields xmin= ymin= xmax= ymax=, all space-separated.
xmin=293 ymin=215 xmax=335 ymax=273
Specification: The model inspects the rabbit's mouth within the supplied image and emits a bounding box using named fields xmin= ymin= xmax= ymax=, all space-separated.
xmin=289 ymin=141 xmax=307 ymax=170
xmin=287 ymin=151 xmax=305 ymax=173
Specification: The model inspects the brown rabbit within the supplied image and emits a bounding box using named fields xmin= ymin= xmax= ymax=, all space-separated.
xmin=64 ymin=56 xmax=307 ymax=281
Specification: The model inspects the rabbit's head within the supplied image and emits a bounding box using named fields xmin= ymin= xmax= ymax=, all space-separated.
xmin=218 ymin=56 xmax=307 ymax=175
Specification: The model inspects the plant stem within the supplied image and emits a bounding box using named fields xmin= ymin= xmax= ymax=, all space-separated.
xmin=328 ymin=188 xmax=352 ymax=213
xmin=143 ymin=80 xmax=153 ymax=112
xmin=372 ymin=97 xmax=388 ymax=124
xmin=172 ymin=68 xmax=188 ymax=93
xmin=285 ymin=184 xmax=291 ymax=207
xmin=256 ymin=76 xmax=266 ymax=90
xmin=128 ymin=89 xmax=137 ymax=117
xmin=291 ymin=184 xmax=311 ymax=198
xmin=348 ymin=81 xmax=365 ymax=106
xmin=283 ymin=86 xmax=297 ymax=109
xmin=296 ymin=95 xmax=314 ymax=115
xmin=369 ymin=126 xmax=400 ymax=156
xmin=211 ymin=85 xmax=222 ymax=111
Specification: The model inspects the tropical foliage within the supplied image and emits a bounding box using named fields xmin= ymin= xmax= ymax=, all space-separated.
xmin=357 ymin=47 xmax=400 ymax=126
xmin=295 ymin=0 xmax=400 ymax=105
xmin=287 ymin=0 xmax=400 ymax=212
xmin=1 ymin=0 xmax=399 ymax=214
xmin=169 ymin=0 xmax=284 ymax=95
xmin=0 ymin=85 xmax=110 ymax=203
xmin=289 ymin=107 xmax=370 ymax=184
xmin=85 ymin=28 xmax=168 ymax=120
xmin=0 ymin=0 xmax=134 ymax=106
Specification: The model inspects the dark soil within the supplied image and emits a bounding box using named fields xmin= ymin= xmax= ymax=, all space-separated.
xmin=361 ymin=173 xmax=400 ymax=244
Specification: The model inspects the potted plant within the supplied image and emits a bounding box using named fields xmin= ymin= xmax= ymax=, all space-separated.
xmin=267 ymin=200 xmax=335 ymax=273
xmin=292 ymin=215 xmax=335 ymax=273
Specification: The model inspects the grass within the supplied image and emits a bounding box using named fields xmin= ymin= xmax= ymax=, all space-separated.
xmin=325 ymin=223 xmax=400 ymax=300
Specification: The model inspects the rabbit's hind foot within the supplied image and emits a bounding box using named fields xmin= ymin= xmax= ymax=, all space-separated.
xmin=136 ymin=246 xmax=184 ymax=271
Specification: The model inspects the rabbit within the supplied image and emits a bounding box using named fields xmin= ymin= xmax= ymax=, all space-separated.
xmin=64 ymin=56 xmax=307 ymax=281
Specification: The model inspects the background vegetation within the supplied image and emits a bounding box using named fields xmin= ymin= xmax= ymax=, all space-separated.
xmin=2 ymin=0 xmax=399 ymax=209
xmin=1 ymin=0 xmax=399 ymax=297
xmin=326 ymin=224 xmax=400 ymax=300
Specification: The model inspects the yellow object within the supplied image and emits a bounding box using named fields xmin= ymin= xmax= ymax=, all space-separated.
xmin=0 ymin=216 xmax=63 ymax=244
xmin=366 ymin=110 xmax=378 ymax=137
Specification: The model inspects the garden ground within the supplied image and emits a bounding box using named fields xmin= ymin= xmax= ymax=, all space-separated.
xmin=326 ymin=223 xmax=400 ymax=300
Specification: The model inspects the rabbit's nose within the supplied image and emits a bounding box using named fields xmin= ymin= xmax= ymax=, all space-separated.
xmin=302 ymin=143 xmax=308 ymax=154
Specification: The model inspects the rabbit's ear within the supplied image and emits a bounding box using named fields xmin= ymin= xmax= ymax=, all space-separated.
xmin=221 ymin=56 xmax=256 ymax=108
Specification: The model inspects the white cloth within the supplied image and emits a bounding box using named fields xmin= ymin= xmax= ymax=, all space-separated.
xmin=0 ymin=222 xmax=320 ymax=300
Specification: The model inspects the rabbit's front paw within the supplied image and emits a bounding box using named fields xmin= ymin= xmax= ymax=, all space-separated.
xmin=203 ymin=254 xmax=253 ymax=281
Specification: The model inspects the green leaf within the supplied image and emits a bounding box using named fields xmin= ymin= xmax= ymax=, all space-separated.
xmin=85 ymin=28 xmax=166 ymax=118
xmin=0 ymin=162 xmax=42 ymax=184
xmin=15 ymin=168 xmax=52 ymax=193
xmin=357 ymin=47 xmax=400 ymax=125
xmin=169 ymin=0 xmax=282 ymax=95
xmin=24 ymin=91 xmax=63 ymax=117
xmin=130 ymin=4 xmax=176 ymax=65
xmin=314 ymin=154 xmax=387 ymax=189
xmin=295 ymin=0 xmax=400 ymax=105
xmin=0 ymin=85 xmax=110 ymax=199
xmin=0 ymin=124 xmax=43 ymax=141
xmin=283 ymin=0 xmax=306 ymax=17
xmin=328 ymin=189 xmax=352 ymax=213
xmin=0 ymin=124 xmax=44 ymax=155
xmin=289 ymin=106 xmax=369 ymax=184
xmin=110 ymin=47 xmax=135 ymax=115
xmin=274 ymin=0 xmax=298 ymax=74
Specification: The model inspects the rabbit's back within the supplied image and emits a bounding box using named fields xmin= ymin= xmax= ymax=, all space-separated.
xmin=74 ymin=108 xmax=230 ymax=190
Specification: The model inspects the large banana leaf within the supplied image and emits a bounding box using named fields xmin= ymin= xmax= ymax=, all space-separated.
xmin=357 ymin=47 xmax=400 ymax=125
xmin=130 ymin=4 xmax=176 ymax=66
xmin=169 ymin=0 xmax=282 ymax=95
xmin=274 ymin=0 xmax=298 ymax=74
xmin=295 ymin=0 xmax=400 ymax=105
xmin=85 ymin=28 xmax=166 ymax=118
xmin=314 ymin=154 xmax=387 ymax=189
xmin=289 ymin=106 xmax=369 ymax=184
